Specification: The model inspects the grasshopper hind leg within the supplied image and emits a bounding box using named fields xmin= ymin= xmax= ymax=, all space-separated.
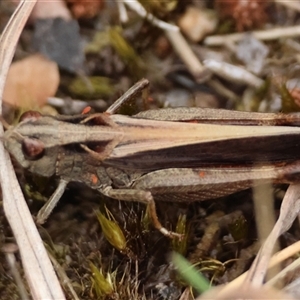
xmin=100 ymin=186 xmax=183 ymax=239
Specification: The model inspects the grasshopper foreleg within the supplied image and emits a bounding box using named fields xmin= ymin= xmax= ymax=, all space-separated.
xmin=36 ymin=179 xmax=69 ymax=224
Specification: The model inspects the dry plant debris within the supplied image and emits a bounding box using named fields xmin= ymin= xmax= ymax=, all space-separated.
xmin=2 ymin=0 xmax=300 ymax=299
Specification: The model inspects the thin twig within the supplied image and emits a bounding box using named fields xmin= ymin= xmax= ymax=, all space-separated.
xmin=117 ymin=1 xmax=128 ymax=23
xmin=203 ymin=59 xmax=264 ymax=88
xmin=164 ymin=30 xmax=205 ymax=77
xmin=48 ymin=251 xmax=80 ymax=300
xmin=2 ymin=244 xmax=29 ymax=300
xmin=204 ymin=25 xmax=300 ymax=46
xmin=123 ymin=0 xmax=179 ymax=31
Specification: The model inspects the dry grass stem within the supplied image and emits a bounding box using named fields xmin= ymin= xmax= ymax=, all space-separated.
xmin=204 ymin=25 xmax=300 ymax=46
xmin=164 ymin=30 xmax=205 ymax=77
xmin=203 ymin=59 xmax=264 ymax=88
xmin=117 ymin=1 xmax=128 ymax=23
xmin=2 ymin=244 xmax=29 ymax=300
xmin=0 ymin=1 xmax=65 ymax=299
xmin=266 ymin=256 xmax=300 ymax=287
xmin=244 ymin=184 xmax=300 ymax=288
xmin=252 ymin=183 xmax=279 ymax=281
xmin=221 ymin=240 xmax=300 ymax=295
xmin=123 ymin=0 xmax=179 ymax=31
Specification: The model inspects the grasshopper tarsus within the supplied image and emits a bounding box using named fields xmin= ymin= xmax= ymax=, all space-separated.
xmin=160 ymin=229 xmax=184 ymax=240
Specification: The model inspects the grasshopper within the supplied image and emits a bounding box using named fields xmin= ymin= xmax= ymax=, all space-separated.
xmin=4 ymin=79 xmax=300 ymax=237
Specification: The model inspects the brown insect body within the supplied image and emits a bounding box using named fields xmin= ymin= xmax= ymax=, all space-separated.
xmin=4 ymin=80 xmax=300 ymax=236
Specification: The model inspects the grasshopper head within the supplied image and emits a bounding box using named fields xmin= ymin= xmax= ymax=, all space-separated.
xmin=3 ymin=111 xmax=58 ymax=177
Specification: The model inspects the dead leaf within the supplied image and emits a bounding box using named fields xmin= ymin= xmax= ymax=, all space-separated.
xmin=3 ymin=54 xmax=59 ymax=107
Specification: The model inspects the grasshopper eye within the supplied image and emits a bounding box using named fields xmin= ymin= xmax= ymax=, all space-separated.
xmin=22 ymin=138 xmax=45 ymax=160
xmin=19 ymin=111 xmax=42 ymax=123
